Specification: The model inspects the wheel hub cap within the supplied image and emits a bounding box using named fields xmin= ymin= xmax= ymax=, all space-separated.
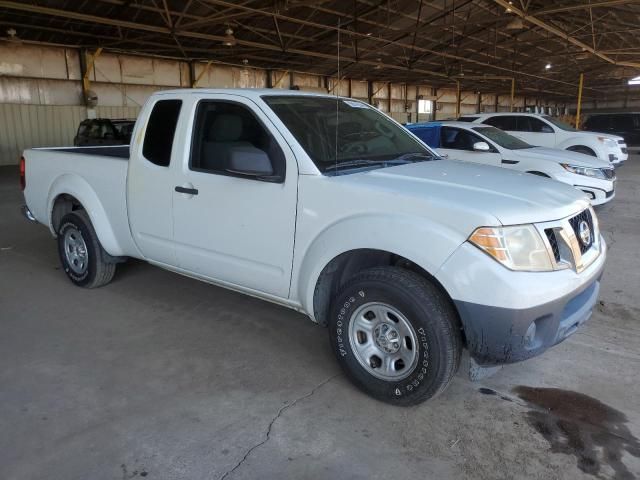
xmin=63 ymin=227 xmax=89 ymax=275
xmin=374 ymin=323 xmax=401 ymax=354
xmin=348 ymin=302 xmax=419 ymax=381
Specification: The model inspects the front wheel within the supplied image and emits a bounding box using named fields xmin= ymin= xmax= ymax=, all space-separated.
xmin=329 ymin=267 xmax=461 ymax=406
xmin=57 ymin=211 xmax=116 ymax=288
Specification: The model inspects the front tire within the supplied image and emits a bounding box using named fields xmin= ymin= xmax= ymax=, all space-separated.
xmin=57 ymin=211 xmax=116 ymax=288
xmin=329 ymin=267 xmax=461 ymax=406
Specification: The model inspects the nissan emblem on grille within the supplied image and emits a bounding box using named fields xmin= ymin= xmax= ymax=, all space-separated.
xmin=578 ymin=220 xmax=592 ymax=247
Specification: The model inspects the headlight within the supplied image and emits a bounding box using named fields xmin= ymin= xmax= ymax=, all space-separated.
xmin=561 ymin=164 xmax=607 ymax=179
xmin=469 ymin=225 xmax=553 ymax=271
xmin=597 ymin=137 xmax=617 ymax=148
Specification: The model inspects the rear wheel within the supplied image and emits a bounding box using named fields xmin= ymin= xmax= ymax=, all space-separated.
xmin=328 ymin=266 xmax=461 ymax=406
xmin=57 ymin=211 xmax=116 ymax=288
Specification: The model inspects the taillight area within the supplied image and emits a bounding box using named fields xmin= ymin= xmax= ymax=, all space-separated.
xmin=19 ymin=156 xmax=25 ymax=191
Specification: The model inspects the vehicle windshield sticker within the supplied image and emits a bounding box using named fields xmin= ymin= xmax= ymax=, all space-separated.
xmin=343 ymin=100 xmax=369 ymax=109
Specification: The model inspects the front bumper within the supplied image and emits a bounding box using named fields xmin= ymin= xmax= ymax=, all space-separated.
xmin=552 ymin=171 xmax=615 ymax=206
xmin=437 ymin=236 xmax=606 ymax=366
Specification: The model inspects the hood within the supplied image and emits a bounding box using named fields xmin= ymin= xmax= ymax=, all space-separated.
xmin=511 ymin=147 xmax=611 ymax=168
xmin=342 ymin=160 xmax=589 ymax=226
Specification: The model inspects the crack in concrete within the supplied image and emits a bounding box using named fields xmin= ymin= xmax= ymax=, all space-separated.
xmin=219 ymin=374 xmax=340 ymax=480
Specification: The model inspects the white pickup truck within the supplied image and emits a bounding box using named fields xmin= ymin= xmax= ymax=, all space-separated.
xmin=21 ymin=89 xmax=606 ymax=405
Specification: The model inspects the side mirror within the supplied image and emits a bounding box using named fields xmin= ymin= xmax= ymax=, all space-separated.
xmin=225 ymin=146 xmax=279 ymax=181
xmin=541 ymin=125 xmax=554 ymax=133
xmin=473 ymin=141 xmax=491 ymax=152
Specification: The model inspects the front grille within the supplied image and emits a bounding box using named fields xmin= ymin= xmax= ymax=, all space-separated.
xmin=606 ymin=190 xmax=615 ymax=198
xmin=602 ymin=168 xmax=615 ymax=179
xmin=545 ymin=229 xmax=561 ymax=262
xmin=608 ymin=154 xmax=616 ymax=162
xmin=618 ymin=139 xmax=625 ymax=145
xmin=568 ymin=210 xmax=594 ymax=254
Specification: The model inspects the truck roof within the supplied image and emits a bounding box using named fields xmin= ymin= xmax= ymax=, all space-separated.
xmin=154 ymin=88 xmax=343 ymax=100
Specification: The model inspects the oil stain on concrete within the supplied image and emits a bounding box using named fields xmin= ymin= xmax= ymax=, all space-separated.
xmin=512 ymin=386 xmax=640 ymax=479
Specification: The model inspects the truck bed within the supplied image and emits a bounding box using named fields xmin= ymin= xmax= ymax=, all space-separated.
xmin=38 ymin=145 xmax=130 ymax=159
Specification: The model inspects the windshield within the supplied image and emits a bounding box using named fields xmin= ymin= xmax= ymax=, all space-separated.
xmin=543 ymin=115 xmax=576 ymax=131
xmin=472 ymin=126 xmax=534 ymax=150
xmin=262 ymin=95 xmax=438 ymax=175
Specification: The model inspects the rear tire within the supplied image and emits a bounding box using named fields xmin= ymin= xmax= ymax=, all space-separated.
xmin=567 ymin=145 xmax=597 ymax=157
xmin=328 ymin=266 xmax=461 ymax=406
xmin=57 ymin=211 xmax=116 ymax=288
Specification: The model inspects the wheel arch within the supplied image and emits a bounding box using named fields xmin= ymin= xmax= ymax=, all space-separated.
xmin=309 ymin=248 xmax=463 ymax=341
xmin=47 ymin=173 xmax=125 ymax=256
xmin=295 ymin=214 xmax=466 ymax=325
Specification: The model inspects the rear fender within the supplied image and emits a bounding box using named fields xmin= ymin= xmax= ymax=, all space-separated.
xmin=46 ymin=173 xmax=124 ymax=256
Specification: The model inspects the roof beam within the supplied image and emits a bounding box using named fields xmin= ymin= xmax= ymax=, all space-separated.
xmin=492 ymin=0 xmax=640 ymax=68
xmin=534 ymin=0 xmax=640 ymax=15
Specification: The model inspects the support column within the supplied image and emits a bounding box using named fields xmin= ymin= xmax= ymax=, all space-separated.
xmin=510 ymin=77 xmax=515 ymax=112
xmin=575 ymin=72 xmax=584 ymax=129
xmin=80 ymin=47 xmax=102 ymax=119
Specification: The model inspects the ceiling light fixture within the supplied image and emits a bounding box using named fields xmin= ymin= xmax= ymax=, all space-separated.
xmin=629 ymin=76 xmax=640 ymax=85
xmin=506 ymin=17 xmax=524 ymax=29
xmin=545 ymin=63 xmax=551 ymax=70
xmin=222 ymin=28 xmax=236 ymax=47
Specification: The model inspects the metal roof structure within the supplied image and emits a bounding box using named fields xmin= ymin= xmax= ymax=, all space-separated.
xmin=1 ymin=0 xmax=639 ymax=100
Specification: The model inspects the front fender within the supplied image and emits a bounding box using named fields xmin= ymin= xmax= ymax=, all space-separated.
xmin=294 ymin=213 xmax=466 ymax=319
xmin=556 ymin=138 xmax=602 ymax=156
xmin=47 ymin=173 xmax=125 ymax=256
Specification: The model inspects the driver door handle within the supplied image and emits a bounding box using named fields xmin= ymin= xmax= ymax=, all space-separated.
xmin=175 ymin=186 xmax=198 ymax=195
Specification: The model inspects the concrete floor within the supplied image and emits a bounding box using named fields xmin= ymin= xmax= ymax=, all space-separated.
xmin=1 ymin=156 xmax=639 ymax=480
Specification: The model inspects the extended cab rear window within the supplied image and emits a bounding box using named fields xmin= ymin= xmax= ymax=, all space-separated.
xmin=143 ymin=99 xmax=182 ymax=166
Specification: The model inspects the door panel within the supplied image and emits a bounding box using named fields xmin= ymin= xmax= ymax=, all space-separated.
xmin=171 ymin=96 xmax=298 ymax=298
xmin=128 ymin=98 xmax=183 ymax=265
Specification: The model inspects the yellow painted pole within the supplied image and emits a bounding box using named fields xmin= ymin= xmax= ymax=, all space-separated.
xmin=575 ymin=73 xmax=584 ymax=129
xmin=82 ymin=47 xmax=103 ymax=93
xmin=510 ymin=77 xmax=515 ymax=112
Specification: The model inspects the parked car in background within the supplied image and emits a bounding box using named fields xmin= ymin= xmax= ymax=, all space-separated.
xmin=73 ymin=118 xmax=135 ymax=147
xmin=583 ymin=113 xmax=640 ymax=148
xmin=406 ymin=121 xmax=616 ymax=205
xmin=20 ymin=89 xmax=606 ymax=405
xmin=458 ymin=112 xmax=628 ymax=165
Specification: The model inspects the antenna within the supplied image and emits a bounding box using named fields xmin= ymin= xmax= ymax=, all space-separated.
xmin=334 ymin=19 xmax=340 ymax=172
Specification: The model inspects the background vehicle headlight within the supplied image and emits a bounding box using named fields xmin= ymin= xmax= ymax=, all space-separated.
xmin=597 ymin=137 xmax=617 ymax=148
xmin=561 ymin=164 xmax=607 ymax=179
xmin=469 ymin=225 xmax=553 ymax=271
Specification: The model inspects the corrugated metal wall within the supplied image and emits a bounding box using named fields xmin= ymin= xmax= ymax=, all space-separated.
xmin=0 ymin=104 xmax=86 ymax=165
xmin=0 ymin=43 xmax=540 ymax=165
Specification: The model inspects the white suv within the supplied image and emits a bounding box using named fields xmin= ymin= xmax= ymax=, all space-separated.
xmin=459 ymin=113 xmax=628 ymax=166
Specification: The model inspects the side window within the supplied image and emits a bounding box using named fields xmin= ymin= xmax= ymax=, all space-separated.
xmin=611 ymin=115 xmax=632 ymax=130
xmin=585 ymin=116 xmax=603 ymax=130
xmin=528 ymin=117 xmax=554 ymax=133
xmin=190 ymin=101 xmax=285 ymax=182
xmin=143 ymin=99 xmax=182 ymax=167
xmin=441 ymin=127 xmax=485 ymax=151
xmin=483 ymin=116 xmax=517 ymax=131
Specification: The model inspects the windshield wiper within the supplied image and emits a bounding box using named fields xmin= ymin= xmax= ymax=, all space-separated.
xmin=395 ymin=152 xmax=435 ymax=161
xmin=324 ymin=153 xmax=435 ymax=174
xmin=324 ymin=159 xmax=387 ymax=173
